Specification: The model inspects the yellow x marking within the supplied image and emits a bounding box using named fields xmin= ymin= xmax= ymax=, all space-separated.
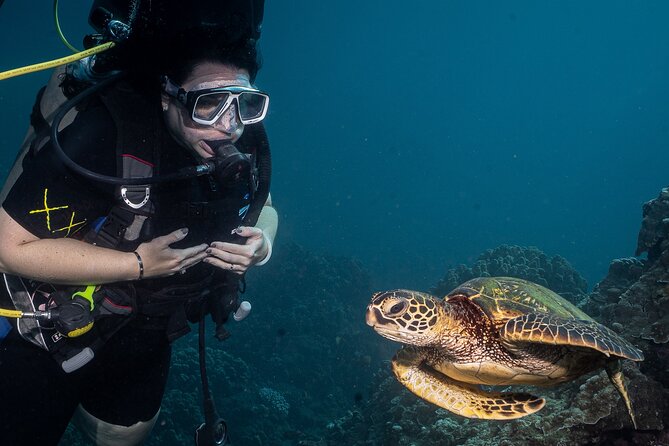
xmin=52 ymin=211 xmax=87 ymax=237
xmin=28 ymin=189 xmax=69 ymax=231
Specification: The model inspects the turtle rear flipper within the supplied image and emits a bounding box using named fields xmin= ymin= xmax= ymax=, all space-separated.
xmin=499 ymin=313 xmax=644 ymax=361
xmin=392 ymin=347 xmax=545 ymax=420
xmin=606 ymin=360 xmax=639 ymax=429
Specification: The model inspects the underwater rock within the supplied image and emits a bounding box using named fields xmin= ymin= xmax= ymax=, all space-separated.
xmin=589 ymin=187 xmax=669 ymax=390
xmin=431 ymin=244 xmax=588 ymax=304
xmin=583 ymin=257 xmax=644 ymax=316
xmin=636 ymin=186 xmax=669 ymax=260
xmin=571 ymin=363 xmax=666 ymax=432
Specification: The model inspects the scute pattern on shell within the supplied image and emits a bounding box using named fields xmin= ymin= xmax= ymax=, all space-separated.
xmin=500 ymin=313 xmax=644 ymax=361
xmin=452 ymin=276 xmax=591 ymax=325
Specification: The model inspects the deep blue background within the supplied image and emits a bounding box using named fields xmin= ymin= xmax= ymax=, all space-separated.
xmin=1 ymin=1 xmax=668 ymax=291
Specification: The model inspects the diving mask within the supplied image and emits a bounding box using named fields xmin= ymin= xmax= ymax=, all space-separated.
xmin=162 ymin=76 xmax=269 ymax=126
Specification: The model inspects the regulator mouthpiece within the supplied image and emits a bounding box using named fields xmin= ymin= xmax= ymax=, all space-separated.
xmin=205 ymin=140 xmax=251 ymax=184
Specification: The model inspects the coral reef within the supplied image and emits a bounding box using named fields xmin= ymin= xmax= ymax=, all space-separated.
xmin=259 ymin=387 xmax=291 ymax=416
xmin=585 ymin=258 xmax=644 ymax=309
xmin=431 ymin=244 xmax=588 ymax=303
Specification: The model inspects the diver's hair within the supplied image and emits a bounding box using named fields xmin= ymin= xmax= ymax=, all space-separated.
xmin=133 ymin=30 xmax=262 ymax=102
xmin=59 ymin=28 xmax=261 ymax=101
xmin=124 ymin=0 xmax=263 ymax=83
xmin=161 ymin=37 xmax=262 ymax=85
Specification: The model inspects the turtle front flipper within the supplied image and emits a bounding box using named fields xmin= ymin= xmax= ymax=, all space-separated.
xmin=499 ymin=313 xmax=644 ymax=361
xmin=392 ymin=347 xmax=545 ymax=420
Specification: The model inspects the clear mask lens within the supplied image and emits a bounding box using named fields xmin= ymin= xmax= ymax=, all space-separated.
xmin=238 ymin=93 xmax=266 ymax=121
xmin=193 ymin=92 xmax=231 ymax=122
xmin=193 ymin=91 xmax=268 ymax=124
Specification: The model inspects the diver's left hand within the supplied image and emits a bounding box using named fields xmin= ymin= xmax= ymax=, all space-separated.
xmin=204 ymin=226 xmax=270 ymax=275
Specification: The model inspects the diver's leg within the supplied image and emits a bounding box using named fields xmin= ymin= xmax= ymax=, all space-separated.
xmin=0 ymin=327 xmax=81 ymax=445
xmin=72 ymin=405 xmax=160 ymax=446
xmin=77 ymin=324 xmax=172 ymax=446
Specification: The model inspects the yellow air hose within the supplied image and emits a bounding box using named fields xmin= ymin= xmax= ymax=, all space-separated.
xmin=0 ymin=308 xmax=24 ymax=318
xmin=0 ymin=0 xmax=120 ymax=81
xmin=0 ymin=42 xmax=116 ymax=81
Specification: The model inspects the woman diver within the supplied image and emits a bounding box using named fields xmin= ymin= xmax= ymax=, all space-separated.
xmin=0 ymin=1 xmax=275 ymax=444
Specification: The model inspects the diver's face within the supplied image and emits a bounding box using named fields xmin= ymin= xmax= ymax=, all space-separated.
xmin=161 ymin=62 xmax=251 ymax=160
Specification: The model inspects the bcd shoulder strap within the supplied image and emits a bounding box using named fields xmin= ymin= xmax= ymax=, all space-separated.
xmin=92 ymin=81 xmax=161 ymax=248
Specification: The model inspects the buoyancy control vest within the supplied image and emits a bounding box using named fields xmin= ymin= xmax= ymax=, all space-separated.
xmin=1 ymin=77 xmax=271 ymax=371
xmin=88 ymin=78 xmax=271 ymax=251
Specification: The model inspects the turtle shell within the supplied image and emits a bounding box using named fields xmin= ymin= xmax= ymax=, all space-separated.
xmin=449 ymin=276 xmax=643 ymax=361
xmin=447 ymin=276 xmax=591 ymax=325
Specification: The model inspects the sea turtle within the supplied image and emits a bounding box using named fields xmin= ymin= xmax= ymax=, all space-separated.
xmin=366 ymin=277 xmax=644 ymax=427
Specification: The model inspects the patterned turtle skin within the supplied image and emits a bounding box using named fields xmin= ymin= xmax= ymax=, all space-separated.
xmin=366 ymin=277 xmax=644 ymax=426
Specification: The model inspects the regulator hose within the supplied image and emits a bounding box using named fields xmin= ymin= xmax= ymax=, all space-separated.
xmin=50 ymin=73 xmax=216 ymax=185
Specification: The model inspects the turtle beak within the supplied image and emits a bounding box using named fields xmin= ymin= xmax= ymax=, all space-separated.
xmin=365 ymin=306 xmax=377 ymax=327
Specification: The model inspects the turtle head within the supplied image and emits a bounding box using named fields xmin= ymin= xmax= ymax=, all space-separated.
xmin=366 ymin=290 xmax=446 ymax=346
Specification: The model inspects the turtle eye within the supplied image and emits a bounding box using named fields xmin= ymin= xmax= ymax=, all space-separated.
xmin=385 ymin=299 xmax=408 ymax=316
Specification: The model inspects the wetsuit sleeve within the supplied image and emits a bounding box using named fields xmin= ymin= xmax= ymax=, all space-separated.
xmin=2 ymin=104 xmax=117 ymax=239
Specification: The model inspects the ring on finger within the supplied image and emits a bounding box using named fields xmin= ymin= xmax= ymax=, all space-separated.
xmin=180 ymin=268 xmax=187 ymax=275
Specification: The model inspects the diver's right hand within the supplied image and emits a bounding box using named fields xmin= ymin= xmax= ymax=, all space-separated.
xmin=134 ymin=228 xmax=209 ymax=278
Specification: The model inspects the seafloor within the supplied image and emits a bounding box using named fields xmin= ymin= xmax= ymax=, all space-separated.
xmin=60 ymin=186 xmax=669 ymax=446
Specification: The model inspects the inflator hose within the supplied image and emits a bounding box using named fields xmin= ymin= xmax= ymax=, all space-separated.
xmin=241 ymin=123 xmax=271 ymax=227
xmin=196 ymin=306 xmax=228 ymax=445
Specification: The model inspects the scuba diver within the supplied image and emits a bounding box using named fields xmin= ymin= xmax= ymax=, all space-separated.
xmin=0 ymin=0 xmax=275 ymax=445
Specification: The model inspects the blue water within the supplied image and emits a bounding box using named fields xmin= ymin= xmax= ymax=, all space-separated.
xmin=2 ymin=1 xmax=668 ymax=292
xmin=258 ymin=0 xmax=669 ymax=291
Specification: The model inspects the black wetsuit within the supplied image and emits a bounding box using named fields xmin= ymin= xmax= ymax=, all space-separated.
xmin=0 ymin=90 xmax=249 ymax=444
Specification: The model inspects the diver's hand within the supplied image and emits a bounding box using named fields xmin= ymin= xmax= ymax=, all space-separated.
xmin=204 ymin=226 xmax=270 ymax=275
xmin=135 ymin=228 xmax=209 ymax=278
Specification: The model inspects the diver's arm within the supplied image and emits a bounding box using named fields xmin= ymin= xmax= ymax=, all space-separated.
xmin=0 ymin=208 xmax=138 ymax=284
xmin=204 ymin=194 xmax=278 ymax=273
xmin=0 ymin=207 xmax=208 ymax=284
xmin=255 ymin=193 xmax=277 ymax=247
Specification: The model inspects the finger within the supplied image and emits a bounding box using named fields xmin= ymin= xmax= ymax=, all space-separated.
xmin=206 ymin=248 xmax=249 ymax=266
xmin=155 ymin=227 xmax=189 ymax=246
xmin=181 ymin=251 xmax=209 ymax=270
xmin=204 ymin=256 xmax=246 ymax=275
xmin=178 ymin=243 xmax=209 ymax=259
xmin=209 ymin=241 xmax=252 ymax=256
xmin=232 ymin=226 xmax=263 ymax=239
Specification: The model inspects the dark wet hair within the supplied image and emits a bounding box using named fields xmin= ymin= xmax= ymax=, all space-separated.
xmin=124 ymin=28 xmax=262 ymax=96
xmin=60 ymin=27 xmax=261 ymax=100
xmin=125 ymin=0 xmax=263 ymax=83
xmin=161 ymin=35 xmax=262 ymax=85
